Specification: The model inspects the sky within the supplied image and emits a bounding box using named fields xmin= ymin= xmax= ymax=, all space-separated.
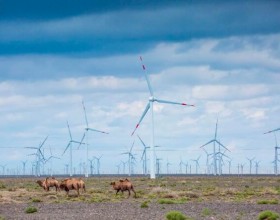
xmin=0 ymin=0 xmax=280 ymax=175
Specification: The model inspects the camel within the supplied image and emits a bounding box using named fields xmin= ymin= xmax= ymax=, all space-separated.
xmin=59 ymin=178 xmax=85 ymax=196
xmin=110 ymin=178 xmax=136 ymax=198
xmin=36 ymin=177 xmax=60 ymax=192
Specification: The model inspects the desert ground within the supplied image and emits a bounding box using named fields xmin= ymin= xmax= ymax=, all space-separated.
xmin=0 ymin=176 xmax=280 ymax=219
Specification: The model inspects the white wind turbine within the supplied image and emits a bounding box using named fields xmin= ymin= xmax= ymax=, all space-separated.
xmin=63 ymin=121 xmax=84 ymax=177
xmin=26 ymin=136 xmax=48 ymax=176
xmin=137 ymin=135 xmax=149 ymax=175
xmin=191 ymin=155 xmax=201 ymax=174
xmin=94 ymin=155 xmax=103 ymax=175
xmin=79 ymin=101 xmax=109 ymax=178
xmin=200 ymin=118 xmax=230 ymax=175
xmin=121 ymin=141 xmax=135 ymax=176
xmin=131 ymin=56 xmax=195 ymax=179
xmin=246 ymin=157 xmax=255 ymax=175
xmin=264 ymin=127 xmax=280 ymax=175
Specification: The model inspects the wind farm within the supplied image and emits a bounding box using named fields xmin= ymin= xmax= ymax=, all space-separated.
xmin=0 ymin=56 xmax=279 ymax=178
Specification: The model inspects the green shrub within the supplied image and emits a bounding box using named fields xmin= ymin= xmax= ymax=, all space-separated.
xmin=158 ymin=198 xmax=187 ymax=204
xmin=0 ymin=182 xmax=6 ymax=189
xmin=25 ymin=206 xmax=38 ymax=214
xmin=202 ymin=208 xmax=212 ymax=216
xmin=140 ymin=201 xmax=149 ymax=208
xmin=0 ymin=215 xmax=5 ymax=220
xmin=166 ymin=211 xmax=188 ymax=220
xmin=31 ymin=198 xmax=42 ymax=203
xmin=258 ymin=210 xmax=279 ymax=220
xmin=257 ymin=199 xmax=278 ymax=205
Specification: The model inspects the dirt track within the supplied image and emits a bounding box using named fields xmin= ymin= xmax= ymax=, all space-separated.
xmin=1 ymin=201 xmax=280 ymax=220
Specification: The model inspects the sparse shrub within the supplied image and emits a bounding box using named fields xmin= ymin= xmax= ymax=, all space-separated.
xmin=202 ymin=208 xmax=212 ymax=216
xmin=140 ymin=201 xmax=149 ymax=208
xmin=165 ymin=210 xmax=188 ymax=220
xmin=31 ymin=198 xmax=42 ymax=203
xmin=8 ymin=188 xmax=16 ymax=192
xmin=0 ymin=182 xmax=6 ymax=189
xmin=25 ymin=206 xmax=38 ymax=214
xmin=257 ymin=199 xmax=278 ymax=205
xmin=258 ymin=210 xmax=279 ymax=220
xmin=0 ymin=215 xmax=5 ymax=220
xmin=158 ymin=198 xmax=187 ymax=204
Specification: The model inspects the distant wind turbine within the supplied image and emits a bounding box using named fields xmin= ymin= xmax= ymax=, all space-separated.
xmin=121 ymin=141 xmax=135 ymax=176
xmin=21 ymin=160 xmax=28 ymax=175
xmin=264 ymin=127 xmax=280 ymax=175
xmin=79 ymin=101 xmax=109 ymax=178
xmin=255 ymin=161 xmax=261 ymax=174
xmin=94 ymin=155 xmax=103 ymax=175
xmin=246 ymin=157 xmax=255 ymax=175
xmin=191 ymin=155 xmax=201 ymax=174
xmin=63 ymin=121 xmax=84 ymax=177
xmin=26 ymin=136 xmax=48 ymax=176
xmin=200 ymin=118 xmax=230 ymax=175
xmin=131 ymin=56 xmax=194 ymax=179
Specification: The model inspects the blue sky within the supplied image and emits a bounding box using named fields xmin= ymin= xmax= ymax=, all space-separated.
xmin=0 ymin=0 xmax=280 ymax=175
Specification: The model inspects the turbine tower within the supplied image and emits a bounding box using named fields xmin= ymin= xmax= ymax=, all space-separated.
xmin=63 ymin=121 xmax=84 ymax=177
xmin=264 ymin=127 xmax=280 ymax=175
xmin=121 ymin=141 xmax=135 ymax=176
xmin=138 ymin=135 xmax=149 ymax=175
xmin=79 ymin=101 xmax=109 ymax=178
xmin=246 ymin=157 xmax=255 ymax=175
xmin=200 ymin=118 xmax=230 ymax=175
xmin=131 ymin=56 xmax=194 ymax=179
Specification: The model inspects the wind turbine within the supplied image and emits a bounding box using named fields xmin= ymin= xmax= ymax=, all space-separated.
xmin=79 ymin=101 xmax=109 ymax=178
xmin=21 ymin=160 xmax=28 ymax=175
xmin=191 ymin=155 xmax=201 ymax=174
xmin=63 ymin=121 xmax=84 ymax=177
xmin=131 ymin=56 xmax=194 ymax=179
xmin=26 ymin=136 xmax=48 ymax=176
xmin=202 ymin=148 xmax=212 ymax=175
xmin=255 ymin=161 xmax=261 ymax=174
xmin=45 ymin=147 xmax=60 ymax=176
xmin=0 ymin=164 xmax=7 ymax=175
xmin=88 ymin=158 xmax=95 ymax=175
xmin=94 ymin=155 xmax=103 ymax=175
xmin=246 ymin=157 xmax=255 ymax=175
xmin=166 ymin=159 xmax=172 ymax=174
xmin=121 ymin=141 xmax=135 ymax=176
xmin=183 ymin=161 xmax=188 ymax=174
xmin=264 ymin=127 xmax=280 ymax=175
xmin=121 ymin=160 xmax=127 ymax=174
xmin=200 ymin=118 xmax=230 ymax=175
xmin=138 ymin=135 xmax=149 ymax=175
xmin=156 ymin=158 xmax=163 ymax=176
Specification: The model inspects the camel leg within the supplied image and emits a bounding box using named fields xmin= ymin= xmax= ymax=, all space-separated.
xmin=127 ymin=189 xmax=131 ymax=198
xmin=132 ymin=189 xmax=136 ymax=198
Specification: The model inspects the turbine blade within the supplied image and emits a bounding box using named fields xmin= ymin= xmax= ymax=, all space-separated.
xmin=264 ymin=127 xmax=280 ymax=134
xmin=72 ymin=140 xmax=85 ymax=145
xmin=200 ymin=139 xmax=215 ymax=148
xmin=141 ymin=149 xmax=146 ymax=161
xmin=216 ymin=140 xmax=230 ymax=152
xmin=62 ymin=142 xmax=71 ymax=156
xmin=131 ymin=102 xmax=150 ymax=136
xmin=88 ymin=128 xmax=109 ymax=134
xmin=130 ymin=141 xmax=135 ymax=153
xmin=139 ymin=56 xmax=153 ymax=96
xmin=137 ymin=135 xmax=147 ymax=148
xmin=82 ymin=100 xmax=89 ymax=128
xmin=67 ymin=121 xmax=73 ymax=140
xmin=155 ymin=98 xmax=195 ymax=107
xmin=78 ymin=133 xmax=86 ymax=149
xmin=39 ymin=136 xmax=48 ymax=149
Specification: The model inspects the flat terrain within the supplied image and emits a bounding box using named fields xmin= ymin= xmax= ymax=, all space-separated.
xmin=0 ymin=176 xmax=280 ymax=219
